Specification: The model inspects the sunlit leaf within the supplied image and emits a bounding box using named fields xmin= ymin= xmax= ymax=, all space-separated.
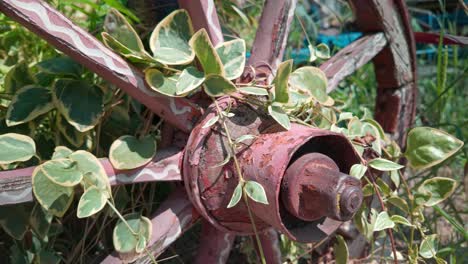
xmin=268 ymin=105 xmax=290 ymax=130
xmin=373 ymin=211 xmax=394 ymax=232
xmin=308 ymin=44 xmax=317 ymax=62
xmin=387 ymin=196 xmax=409 ymax=213
xmin=244 ymin=180 xmax=268 ymax=204
xmin=69 ymin=151 xmax=111 ymax=197
xmin=405 ymin=127 xmax=464 ymax=170
xmin=419 ymin=234 xmax=438 ymax=259
xmin=215 ymin=39 xmax=246 ymax=80
xmin=202 ymin=115 xmax=219 ymax=129
xmin=113 ymin=213 xmax=152 ymax=253
xmin=203 ymin=74 xmax=237 ymax=97
xmin=315 ymin=43 xmax=331 ymax=59
xmin=150 ymin=10 xmax=195 ymax=65
xmin=238 ymin=87 xmax=269 ymax=96
xmin=349 ymin=164 xmax=367 ymax=179
xmin=368 ymin=158 xmax=404 ymax=171
xmin=109 ymin=135 xmax=157 ymax=170
xmin=227 ymin=182 xmax=242 ymax=208
xmin=0 ymin=133 xmax=36 ymax=165
xmin=176 ymin=66 xmax=205 ymax=96
xmin=289 ymin=66 xmax=328 ymax=103
xmin=390 ymin=215 xmax=413 ymax=227
xmin=51 ymin=146 xmax=73 ymax=160
xmin=77 ymin=186 xmax=108 ymax=218
xmin=273 ymin=60 xmax=292 ymax=104
xmin=41 ymin=159 xmax=83 ymax=187
xmin=334 ymin=235 xmax=348 ymax=264
xmin=417 ymin=177 xmax=457 ymax=207
xmin=235 ymin=134 xmax=256 ymax=144
xmin=104 ymin=9 xmax=145 ymax=52
xmin=145 ymin=69 xmax=180 ymax=97
xmin=338 ymin=112 xmax=353 ymax=122
xmin=189 ymin=29 xmax=224 ymax=75
xmin=4 ymin=62 xmax=34 ymax=94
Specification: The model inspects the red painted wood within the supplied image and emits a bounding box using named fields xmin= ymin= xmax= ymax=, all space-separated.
xmin=320 ymin=33 xmax=387 ymax=92
xmin=194 ymin=220 xmax=235 ymax=264
xmin=178 ymin=0 xmax=223 ymax=46
xmin=0 ymin=148 xmax=183 ymax=205
xmin=0 ymin=0 xmax=201 ymax=133
xmin=257 ymin=228 xmax=282 ymax=264
xmin=247 ymin=0 xmax=297 ymax=80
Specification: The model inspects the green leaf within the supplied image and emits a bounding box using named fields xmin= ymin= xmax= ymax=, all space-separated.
xmin=373 ymin=211 xmax=394 ymax=232
xmin=41 ymin=159 xmax=83 ymax=187
xmin=289 ymin=66 xmax=328 ymax=103
xmin=56 ymin=114 xmax=87 ymax=148
xmin=368 ymin=158 xmax=404 ymax=171
xmin=6 ymin=85 xmax=53 ymax=126
xmin=244 ymin=180 xmax=268 ymax=204
xmin=308 ymin=44 xmax=317 ymax=62
xmin=334 ymin=235 xmax=348 ymax=264
xmin=338 ymin=112 xmax=353 ymax=122
xmin=227 ymin=182 xmax=242 ymax=208
xmin=145 ymin=69 xmax=180 ymax=97
xmin=37 ymin=250 xmax=61 ymax=264
xmin=150 ymin=10 xmax=195 ymax=65
xmin=362 ymin=184 xmax=374 ymax=196
xmin=404 ymin=127 xmax=464 ymax=170
xmin=318 ymin=107 xmax=336 ymax=129
xmin=315 ymin=43 xmax=331 ymax=59
xmin=176 ymin=66 xmax=205 ymax=96
xmin=53 ymin=79 xmax=104 ymax=132
xmin=32 ymin=166 xmax=74 ymax=217
xmin=362 ymin=119 xmax=386 ymax=139
xmin=202 ymin=115 xmax=219 ymax=129
xmin=113 ymin=213 xmax=152 ymax=254
xmin=238 ymin=87 xmax=269 ymax=96
xmin=4 ymin=62 xmax=34 ymax=94
xmin=0 ymin=204 xmax=30 ymax=240
xmin=0 ymin=133 xmax=36 ymax=165
xmin=77 ymin=186 xmax=108 ymax=218
xmin=215 ymin=39 xmax=246 ymax=80
xmin=102 ymin=32 xmax=153 ymax=63
xmin=104 ymin=8 xmax=145 ymax=53
xmin=69 ymin=150 xmax=111 ymax=197
xmin=135 ymin=234 xmax=147 ymax=253
xmin=37 ymin=57 xmax=83 ymax=77
xmin=387 ymin=196 xmax=409 ymax=213
xmin=203 ymin=74 xmax=237 ymax=97
xmin=390 ymin=215 xmax=413 ymax=227
xmin=29 ymin=204 xmax=52 ymax=240
xmin=349 ymin=164 xmax=367 ymax=179
xmin=273 ymin=60 xmax=292 ymax=103
xmin=51 ymin=146 xmax=73 ymax=160
xmin=268 ymin=105 xmax=290 ymax=130
xmin=109 ymin=135 xmax=157 ymax=170
xmin=390 ymin=170 xmax=400 ymax=187
xmin=235 ymin=134 xmax=256 ymax=144
xmin=420 ymin=234 xmax=438 ymax=259
xmin=189 ymin=29 xmax=224 ymax=75
xmin=347 ymin=117 xmax=363 ymax=136
xmin=418 ymin=177 xmax=457 ymax=207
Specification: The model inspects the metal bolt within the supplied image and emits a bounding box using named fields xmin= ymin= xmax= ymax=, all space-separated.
xmin=281 ymin=153 xmax=363 ymax=222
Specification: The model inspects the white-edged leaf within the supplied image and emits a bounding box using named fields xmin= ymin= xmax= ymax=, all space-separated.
xmin=109 ymin=135 xmax=157 ymax=170
xmin=390 ymin=170 xmax=400 ymax=187
xmin=104 ymin=8 xmax=145 ymax=53
xmin=51 ymin=146 xmax=73 ymax=160
xmin=390 ymin=215 xmax=413 ymax=227
xmin=6 ymin=85 xmax=54 ymax=126
xmin=215 ymin=39 xmax=246 ymax=80
xmin=69 ymin=151 xmax=111 ymax=197
xmin=315 ymin=43 xmax=331 ymax=59
xmin=387 ymin=196 xmax=409 ymax=213
xmin=0 ymin=133 xmax=36 ymax=165
xmin=77 ymin=186 xmax=108 ymax=218
xmin=41 ymin=159 xmax=83 ymax=187
xmin=235 ymin=134 xmax=256 ymax=144
xmin=273 ymin=60 xmax=293 ymax=103
xmin=202 ymin=115 xmax=219 ymax=129
xmin=135 ymin=234 xmax=147 ymax=253
xmin=227 ymin=182 xmax=242 ymax=208
xmin=338 ymin=112 xmax=353 ymax=122
xmin=189 ymin=29 xmax=224 ymax=75
xmin=308 ymin=44 xmax=317 ymax=62
xmin=268 ymin=105 xmax=290 ymax=130
xmin=349 ymin=164 xmax=367 ymax=179
xmin=203 ymin=74 xmax=237 ymax=97
xmin=373 ymin=211 xmax=395 ymax=232
xmin=244 ymin=181 xmax=268 ymax=204
xmin=176 ymin=66 xmax=205 ymax=95
xmin=145 ymin=69 xmax=180 ymax=97
xmin=238 ymin=87 xmax=269 ymax=96
xmin=289 ymin=66 xmax=328 ymax=103
xmin=368 ymin=158 xmax=404 ymax=171
xmin=419 ymin=234 xmax=438 ymax=259
xmin=417 ymin=177 xmax=457 ymax=207
xmin=113 ymin=213 xmax=152 ymax=254
xmin=149 ymin=10 xmax=194 ymax=65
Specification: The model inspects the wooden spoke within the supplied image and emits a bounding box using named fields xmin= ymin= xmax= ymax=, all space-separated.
xmin=0 ymin=148 xmax=184 ymax=205
xmin=320 ymin=32 xmax=387 ymax=92
xmin=178 ymin=0 xmax=224 ymax=46
xmin=194 ymin=220 xmax=235 ymax=263
xmin=0 ymin=0 xmax=201 ymax=133
xmin=102 ymin=188 xmax=198 ymax=263
xmin=247 ymin=0 xmax=298 ymax=78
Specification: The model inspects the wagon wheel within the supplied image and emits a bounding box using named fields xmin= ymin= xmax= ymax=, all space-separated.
xmin=0 ymin=0 xmax=417 ymax=263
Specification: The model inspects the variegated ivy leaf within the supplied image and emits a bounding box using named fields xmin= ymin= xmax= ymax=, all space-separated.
xmin=238 ymin=87 xmax=269 ymax=96
xmin=417 ymin=177 xmax=457 ymax=207
xmin=29 ymin=204 xmax=53 ymax=240
xmin=368 ymin=158 xmax=404 ymax=171
xmin=104 ymin=9 xmax=146 ymax=54
xmin=51 ymin=146 xmax=73 ymax=160
xmin=6 ymin=86 xmax=54 ymax=127
xmin=135 ymin=234 xmax=147 ymax=253
xmin=53 ymin=79 xmax=104 ymax=132
xmin=41 ymin=159 xmax=82 ymax=187
xmin=37 ymin=57 xmax=83 ymax=78
xmin=349 ymin=164 xmax=367 ymax=179
xmin=362 ymin=122 xmax=381 ymax=155
xmin=145 ymin=69 xmax=180 ymax=97
xmin=69 ymin=151 xmax=111 ymax=197
xmin=347 ymin=117 xmax=363 ymax=136
xmin=56 ymin=114 xmax=86 ymax=147
xmin=273 ymin=60 xmax=293 ymax=104
xmin=373 ymin=211 xmax=394 ymax=232
xmin=176 ymin=66 xmax=205 ymax=96
xmin=203 ymin=74 xmax=237 ymax=97
xmin=0 ymin=133 xmax=36 ymax=165
xmin=113 ymin=213 xmax=152 ymax=254
xmin=227 ymin=182 xmax=242 ymax=208
xmin=244 ymin=180 xmax=268 ymax=204
xmin=419 ymin=234 xmax=438 ymax=259
xmin=318 ymin=107 xmax=336 ymax=129
xmin=150 ymin=10 xmax=195 ymax=65
xmin=189 ymin=29 xmax=224 ymax=75
xmin=32 ymin=166 xmax=74 ymax=217
xmin=109 ymin=135 xmax=157 ymax=170
xmin=77 ymin=186 xmax=108 ymax=218
xmin=315 ymin=43 xmax=331 ymax=59
xmin=0 ymin=204 xmax=30 ymax=240
xmin=102 ymin=32 xmax=153 ymax=63
xmin=404 ymin=127 xmax=464 ymax=170
xmin=289 ymin=66 xmax=328 ymax=103
xmin=268 ymin=105 xmax=290 ymax=130
xmin=215 ymin=39 xmax=246 ymax=80
xmin=202 ymin=115 xmax=219 ymax=129
xmin=4 ymin=61 xmax=34 ymax=94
